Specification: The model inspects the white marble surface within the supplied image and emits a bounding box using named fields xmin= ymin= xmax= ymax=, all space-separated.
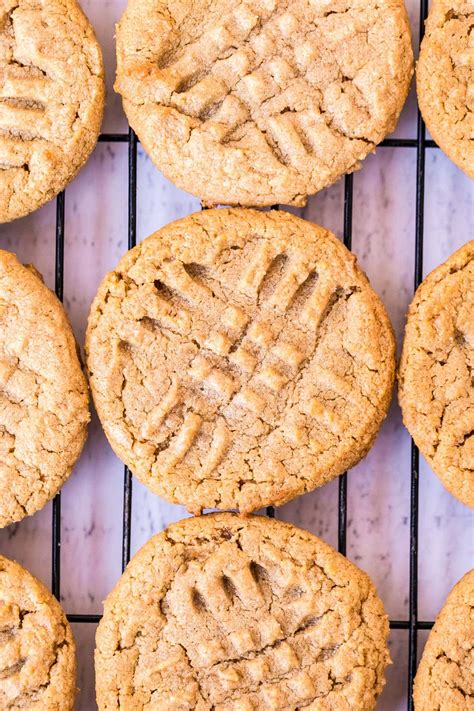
xmin=0 ymin=1 xmax=473 ymax=709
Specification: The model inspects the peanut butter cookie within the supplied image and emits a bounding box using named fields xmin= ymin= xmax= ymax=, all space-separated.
xmin=414 ymin=569 xmax=473 ymax=710
xmin=0 ymin=0 xmax=105 ymax=223
xmin=115 ymin=0 xmax=413 ymax=207
xmin=95 ymin=513 xmax=391 ymax=710
xmin=0 ymin=250 xmax=90 ymax=527
xmin=399 ymin=242 xmax=474 ymax=508
xmin=86 ymin=208 xmax=395 ymax=513
xmin=0 ymin=554 xmax=76 ymax=710
xmin=417 ymin=1 xmax=474 ymax=179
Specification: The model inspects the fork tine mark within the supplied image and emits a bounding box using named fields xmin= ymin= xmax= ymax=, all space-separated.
xmin=140 ymin=377 xmax=180 ymax=439
xmin=0 ymin=102 xmax=47 ymax=138
xmin=0 ymin=76 xmax=49 ymax=104
xmin=156 ymin=412 xmax=202 ymax=475
xmin=300 ymin=268 xmax=336 ymax=329
xmin=160 ymin=261 xmax=214 ymax=305
xmin=265 ymin=114 xmax=310 ymax=169
xmin=0 ymin=136 xmax=34 ymax=169
xmin=172 ymin=77 xmax=229 ymax=118
xmin=239 ymin=242 xmax=282 ymax=297
xmin=265 ymin=260 xmax=312 ymax=312
xmin=199 ymin=417 xmax=232 ymax=479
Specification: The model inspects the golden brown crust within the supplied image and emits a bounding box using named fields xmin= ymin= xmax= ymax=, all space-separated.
xmin=0 ymin=0 xmax=105 ymax=223
xmin=417 ymin=0 xmax=474 ymax=179
xmin=86 ymin=208 xmax=396 ymax=513
xmin=115 ymin=0 xmax=413 ymax=207
xmin=0 ymin=555 xmax=76 ymax=710
xmin=95 ymin=513 xmax=391 ymax=710
xmin=0 ymin=250 xmax=90 ymax=527
xmin=413 ymin=569 xmax=474 ymax=710
xmin=399 ymin=242 xmax=474 ymax=508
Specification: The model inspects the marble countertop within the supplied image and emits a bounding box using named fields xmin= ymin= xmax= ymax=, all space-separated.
xmin=0 ymin=0 xmax=472 ymax=708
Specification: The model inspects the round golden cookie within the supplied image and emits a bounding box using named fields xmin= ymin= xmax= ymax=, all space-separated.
xmin=115 ymin=0 xmax=414 ymax=207
xmin=0 ymin=554 xmax=76 ymax=709
xmin=0 ymin=0 xmax=105 ymax=223
xmin=414 ymin=569 xmax=473 ymax=710
xmin=95 ymin=513 xmax=391 ymax=710
xmin=0 ymin=250 xmax=90 ymax=527
xmin=417 ymin=1 xmax=474 ymax=179
xmin=399 ymin=242 xmax=474 ymax=508
xmin=86 ymin=208 xmax=395 ymax=513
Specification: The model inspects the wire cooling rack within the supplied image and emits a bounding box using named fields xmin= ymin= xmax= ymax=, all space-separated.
xmin=48 ymin=0 xmax=442 ymax=708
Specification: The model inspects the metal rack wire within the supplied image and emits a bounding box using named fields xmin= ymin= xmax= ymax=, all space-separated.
xmin=56 ymin=1 xmax=436 ymax=707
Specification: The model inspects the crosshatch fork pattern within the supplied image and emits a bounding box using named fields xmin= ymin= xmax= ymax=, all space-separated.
xmin=52 ymin=1 xmax=434 ymax=709
xmin=88 ymin=215 xmax=394 ymax=514
xmin=0 ymin=0 xmax=104 ymax=223
xmin=116 ymin=0 xmax=413 ymax=206
xmin=123 ymin=0 xmax=403 ymax=162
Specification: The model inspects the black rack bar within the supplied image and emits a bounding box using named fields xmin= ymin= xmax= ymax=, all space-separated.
xmin=98 ymin=133 xmax=439 ymax=150
xmin=381 ymin=138 xmax=437 ymax=149
xmin=51 ymin=191 xmax=65 ymax=601
xmin=337 ymin=174 xmax=353 ymax=556
xmin=265 ymin=205 xmax=280 ymax=520
xmin=64 ymin=613 xmax=437 ymax=629
xmin=391 ymin=620 xmax=434 ymax=631
xmin=98 ymin=133 xmax=130 ymax=143
xmin=407 ymin=2 xmax=429 ymax=707
xmin=64 ymin=614 xmax=437 ymax=630
xmin=121 ymin=128 xmax=138 ymax=573
xmin=67 ymin=614 xmax=103 ymax=624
